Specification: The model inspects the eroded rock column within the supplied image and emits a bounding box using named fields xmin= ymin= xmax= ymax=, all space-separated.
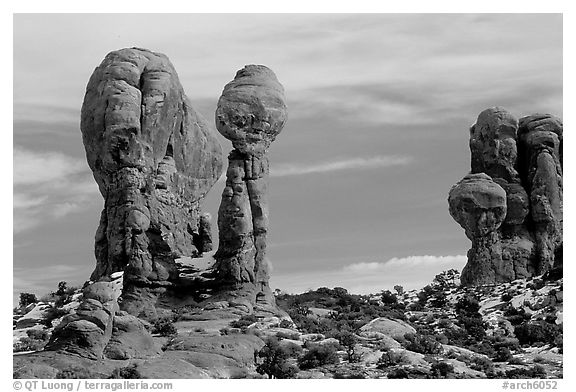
xmin=80 ymin=48 xmax=223 ymax=319
xmin=449 ymin=107 xmax=562 ymax=285
xmin=213 ymin=65 xmax=287 ymax=312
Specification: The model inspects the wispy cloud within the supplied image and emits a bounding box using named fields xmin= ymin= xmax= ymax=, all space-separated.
xmin=13 ymin=147 xmax=99 ymax=233
xmin=13 ymin=147 xmax=87 ymax=185
xmin=271 ymin=155 xmax=413 ymax=177
xmin=343 ymin=255 xmax=468 ymax=273
xmin=271 ymin=254 xmax=467 ymax=295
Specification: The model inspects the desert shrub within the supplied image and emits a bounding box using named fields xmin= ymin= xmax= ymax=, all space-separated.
xmin=387 ymin=368 xmax=409 ymax=379
xmin=56 ymin=368 xmax=95 ymax=379
xmin=43 ymin=307 xmax=69 ymax=328
xmin=526 ymin=279 xmax=545 ymax=291
xmin=13 ymin=337 xmax=46 ymax=352
xmin=456 ymin=294 xmax=481 ymax=315
xmin=19 ymin=292 xmax=37 ymax=309
xmin=514 ymin=321 xmax=561 ymax=346
xmin=276 ymin=331 xmax=300 ymax=340
xmin=460 ymin=315 xmax=487 ymax=341
xmin=430 ymin=291 xmax=448 ymax=308
xmin=508 ymin=357 xmax=524 ymax=365
xmin=255 ymin=337 xmax=299 ymax=379
xmin=494 ymin=347 xmax=513 ymax=362
xmin=279 ymin=319 xmax=293 ymax=328
xmin=430 ymin=361 xmax=455 ymax=378
xmin=470 ymin=356 xmax=495 ymax=374
xmin=282 ymin=341 xmax=303 ymax=357
xmin=109 ymin=364 xmax=143 ymax=379
xmin=380 ymin=290 xmax=398 ymax=305
xmin=152 ymin=317 xmax=177 ymax=337
xmin=377 ymin=350 xmax=406 ymax=368
xmin=335 ymin=331 xmax=359 ymax=362
xmin=505 ymin=365 xmax=546 ymax=379
xmin=402 ymin=333 xmax=442 ymax=354
xmin=334 ymin=368 xmax=366 ymax=379
xmin=26 ymin=328 xmax=49 ymax=341
xmin=298 ymin=344 xmax=339 ymax=370
xmin=501 ymin=292 xmax=514 ymax=302
xmin=487 ymin=335 xmax=521 ymax=351
xmin=229 ymin=314 xmax=258 ymax=329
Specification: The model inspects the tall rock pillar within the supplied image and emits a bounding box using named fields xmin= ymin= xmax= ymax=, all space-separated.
xmin=213 ymin=65 xmax=287 ymax=313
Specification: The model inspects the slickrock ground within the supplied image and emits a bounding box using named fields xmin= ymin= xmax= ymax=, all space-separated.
xmin=14 ymin=270 xmax=562 ymax=379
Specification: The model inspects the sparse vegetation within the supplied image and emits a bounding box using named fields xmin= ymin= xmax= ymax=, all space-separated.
xmin=152 ymin=317 xmax=177 ymax=337
xmin=109 ymin=364 xmax=144 ymax=379
xmin=19 ymin=292 xmax=37 ymax=309
xmin=297 ymin=343 xmax=339 ymax=370
xmin=255 ymin=337 xmax=299 ymax=379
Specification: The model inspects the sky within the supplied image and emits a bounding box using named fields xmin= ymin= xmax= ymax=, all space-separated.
xmin=12 ymin=13 xmax=563 ymax=304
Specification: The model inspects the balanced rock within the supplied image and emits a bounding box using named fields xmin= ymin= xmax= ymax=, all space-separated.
xmin=449 ymin=108 xmax=562 ymax=285
xmin=212 ymin=65 xmax=287 ymax=314
xmin=80 ymin=48 xmax=223 ymax=318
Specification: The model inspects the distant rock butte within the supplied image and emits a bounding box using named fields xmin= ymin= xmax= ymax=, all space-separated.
xmin=80 ymin=48 xmax=224 ymax=318
xmin=449 ymin=107 xmax=562 ymax=285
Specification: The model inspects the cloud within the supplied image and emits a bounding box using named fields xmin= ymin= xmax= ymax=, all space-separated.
xmin=271 ymin=155 xmax=413 ymax=177
xmin=343 ymin=255 xmax=468 ymax=272
xmin=13 ymin=147 xmax=87 ymax=185
xmin=13 ymin=147 xmax=99 ymax=233
xmin=271 ymin=254 xmax=467 ymax=295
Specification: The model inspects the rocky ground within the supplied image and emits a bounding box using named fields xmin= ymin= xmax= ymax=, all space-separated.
xmin=13 ymin=269 xmax=562 ymax=379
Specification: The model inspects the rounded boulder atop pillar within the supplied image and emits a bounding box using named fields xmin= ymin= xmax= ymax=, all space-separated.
xmin=215 ymin=65 xmax=287 ymax=157
xmin=448 ymin=173 xmax=507 ymax=239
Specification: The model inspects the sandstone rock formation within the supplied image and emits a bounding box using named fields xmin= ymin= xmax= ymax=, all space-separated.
xmin=212 ymin=65 xmax=287 ymax=314
xmin=45 ymin=272 xmax=160 ymax=360
xmin=80 ymin=48 xmax=223 ymax=318
xmin=449 ymin=108 xmax=562 ymax=285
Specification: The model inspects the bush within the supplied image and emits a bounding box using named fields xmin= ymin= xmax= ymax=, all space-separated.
xmin=456 ymin=294 xmax=481 ymax=315
xmin=255 ymin=337 xmax=299 ymax=379
xmin=276 ymin=331 xmax=300 ymax=340
xmin=335 ymin=331 xmax=359 ymax=362
xmin=505 ymin=365 xmax=547 ymax=379
xmin=380 ymin=290 xmax=398 ymax=305
xmin=494 ymin=347 xmax=513 ymax=362
xmin=229 ymin=314 xmax=258 ymax=329
xmin=13 ymin=337 xmax=46 ymax=352
xmin=501 ymin=292 xmax=514 ymax=302
xmin=470 ymin=356 xmax=495 ymax=374
xmin=19 ymin=292 xmax=37 ymax=309
xmin=430 ymin=361 xmax=455 ymax=378
xmin=152 ymin=317 xmax=177 ymax=337
xmin=387 ymin=368 xmax=409 ymax=379
xmin=402 ymin=333 xmax=442 ymax=354
xmin=56 ymin=369 xmax=95 ymax=379
xmin=514 ymin=321 xmax=562 ymax=346
xmin=43 ymin=307 xmax=69 ymax=328
xmin=377 ymin=350 xmax=406 ymax=369
xmin=279 ymin=319 xmax=293 ymax=329
xmin=109 ymin=364 xmax=143 ymax=379
xmin=298 ymin=344 xmax=339 ymax=370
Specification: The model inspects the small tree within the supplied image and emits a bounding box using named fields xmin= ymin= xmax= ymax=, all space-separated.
xmin=255 ymin=337 xmax=298 ymax=379
xmin=393 ymin=285 xmax=404 ymax=296
xmin=19 ymin=292 xmax=37 ymax=309
xmin=380 ymin=290 xmax=398 ymax=305
xmin=298 ymin=344 xmax=339 ymax=370
xmin=336 ymin=331 xmax=359 ymax=362
xmin=56 ymin=281 xmax=68 ymax=296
